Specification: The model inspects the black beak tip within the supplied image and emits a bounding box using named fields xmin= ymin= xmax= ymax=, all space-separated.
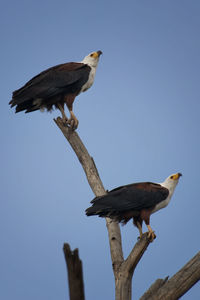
xmin=97 ymin=50 xmax=103 ymax=56
xmin=178 ymin=172 xmax=182 ymax=177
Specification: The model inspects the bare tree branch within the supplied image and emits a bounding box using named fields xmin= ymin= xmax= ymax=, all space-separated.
xmin=115 ymin=233 xmax=152 ymax=300
xmin=122 ymin=233 xmax=151 ymax=274
xmin=140 ymin=277 xmax=169 ymax=300
xmin=54 ymin=118 xmax=199 ymax=300
xmin=54 ymin=118 xmax=124 ymax=273
xmin=54 ymin=117 xmax=152 ymax=299
xmin=63 ymin=243 xmax=85 ymax=300
xmin=54 ymin=117 xmax=104 ymax=194
xmin=141 ymin=251 xmax=200 ymax=300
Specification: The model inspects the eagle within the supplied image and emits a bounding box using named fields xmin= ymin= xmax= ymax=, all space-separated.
xmin=9 ymin=50 xmax=102 ymax=129
xmin=86 ymin=173 xmax=182 ymax=241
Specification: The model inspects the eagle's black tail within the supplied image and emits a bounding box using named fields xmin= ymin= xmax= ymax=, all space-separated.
xmin=9 ymin=98 xmax=38 ymax=113
xmin=85 ymin=195 xmax=120 ymax=219
xmin=9 ymin=79 xmax=43 ymax=113
xmin=85 ymin=205 xmax=107 ymax=217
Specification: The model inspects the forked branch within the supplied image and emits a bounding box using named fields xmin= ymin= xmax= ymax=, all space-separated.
xmin=54 ymin=117 xmax=124 ymax=271
xmin=54 ymin=117 xmax=151 ymax=299
xmin=54 ymin=117 xmax=200 ymax=300
xmin=140 ymin=251 xmax=200 ymax=300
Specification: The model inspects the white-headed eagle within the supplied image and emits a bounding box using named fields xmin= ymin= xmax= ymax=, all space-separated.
xmin=9 ymin=51 xmax=102 ymax=129
xmin=86 ymin=173 xmax=182 ymax=241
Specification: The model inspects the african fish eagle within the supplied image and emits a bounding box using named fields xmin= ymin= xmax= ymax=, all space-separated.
xmin=9 ymin=51 xmax=102 ymax=129
xmin=86 ymin=173 xmax=182 ymax=241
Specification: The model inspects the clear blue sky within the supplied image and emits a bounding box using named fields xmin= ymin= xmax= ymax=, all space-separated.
xmin=1 ymin=0 xmax=200 ymax=299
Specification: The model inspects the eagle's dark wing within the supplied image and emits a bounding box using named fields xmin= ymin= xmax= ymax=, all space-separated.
xmin=86 ymin=182 xmax=169 ymax=217
xmin=10 ymin=62 xmax=91 ymax=111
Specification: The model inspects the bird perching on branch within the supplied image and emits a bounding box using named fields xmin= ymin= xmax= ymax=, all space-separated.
xmin=86 ymin=173 xmax=182 ymax=241
xmin=9 ymin=50 xmax=102 ymax=129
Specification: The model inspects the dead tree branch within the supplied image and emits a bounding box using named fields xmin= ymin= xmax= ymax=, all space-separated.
xmin=63 ymin=243 xmax=85 ymax=300
xmin=141 ymin=251 xmax=200 ymax=300
xmin=54 ymin=118 xmax=124 ymax=269
xmin=54 ymin=118 xmax=200 ymax=299
xmin=54 ymin=117 xmax=151 ymax=299
xmin=140 ymin=277 xmax=169 ymax=300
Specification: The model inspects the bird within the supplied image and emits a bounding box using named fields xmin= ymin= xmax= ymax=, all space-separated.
xmin=86 ymin=173 xmax=182 ymax=241
xmin=9 ymin=50 xmax=102 ymax=129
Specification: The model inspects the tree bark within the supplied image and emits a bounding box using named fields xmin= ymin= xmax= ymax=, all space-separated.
xmin=54 ymin=118 xmax=200 ymax=299
xmin=140 ymin=277 xmax=169 ymax=300
xmin=63 ymin=243 xmax=85 ymax=300
xmin=54 ymin=118 xmax=151 ymax=299
xmin=141 ymin=251 xmax=200 ymax=300
xmin=54 ymin=118 xmax=124 ymax=273
xmin=115 ymin=233 xmax=151 ymax=300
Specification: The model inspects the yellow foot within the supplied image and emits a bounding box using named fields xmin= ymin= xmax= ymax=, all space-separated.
xmin=147 ymin=225 xmax=156 ymax=242
xmin=66 ymin=118 xmax=79 ymax=130
xmin=66 ymin=111 xmax=79 ymax=130
xmin=147 ymin=231 xmax=156 ymax=242
xmin=61 ymin=115 xmax=68 ymax=124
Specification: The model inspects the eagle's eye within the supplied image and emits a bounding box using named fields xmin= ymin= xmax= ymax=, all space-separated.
xmin=90 ymin=53 xmax=94 ymax=57
xmin=170 ymin=175 xmax=174 ymax=179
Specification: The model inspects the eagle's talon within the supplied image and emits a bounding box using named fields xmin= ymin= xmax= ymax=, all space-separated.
xmin=61 ymin=116 xmax=68 ymax=124
xmin=66 ymin=111 xmax=79 ymax=130
xmin=70 ymin=119 xmax=75 ymax=128
xmin=147 ymin=231 xmax=156 ymax=242
xmin=71 ymin=121 xmax=77 ymax=130
xmin=65 ymin=118 xmax=78 ymax=130
xmin=74 ymin=122 xmax=79 ymax=129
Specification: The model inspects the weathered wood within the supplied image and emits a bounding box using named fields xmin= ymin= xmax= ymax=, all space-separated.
xmin=54 ymin=118 xmax=124 ymax=276
xmin=123 ymin=233 xmax=151 ymax=274
xmin=140 ymin=277 xmax=169 ymax=300
xmin=54 ymin=117 xmax=105 ymax=194
xmin=54 ymin=118 xmax=200 ymax=300
xmin=54 ymin=117 xmax=152 ymax=299
xmin=141 ymin=251 xmax=200 ymax=300
xmin=115 ymin=233 xmax=151 ymax=300
xmin=63 ymin=243 xmax=85 ymax=300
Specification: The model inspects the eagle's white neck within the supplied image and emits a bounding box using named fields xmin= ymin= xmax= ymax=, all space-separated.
xmin=80 ymin=54 xmax=100 ymax=93
xmin=160 ymin=177 xmax=179 ymax=196
xmin=81 ymin=56 xmax=100 ymax=68
xmin=152 ymin=177 xmax=179 ymax=214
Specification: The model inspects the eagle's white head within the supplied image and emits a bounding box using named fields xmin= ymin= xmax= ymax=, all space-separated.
xmin=161 ymin=172 xmax=182 ymax=195
xmin=82 ymin=50 xmax=102 ymax=67
xmin=152 ymin=172 xmax=182 ymax=213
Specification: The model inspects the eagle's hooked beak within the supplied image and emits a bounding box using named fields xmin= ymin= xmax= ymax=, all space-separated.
xmin=174 ymin=173 xmax=182 ymax=180
xmin=97 ymin=50 xmax=103 ymax=57
xmin=170 ymin=173 xmax=182 ymax=180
